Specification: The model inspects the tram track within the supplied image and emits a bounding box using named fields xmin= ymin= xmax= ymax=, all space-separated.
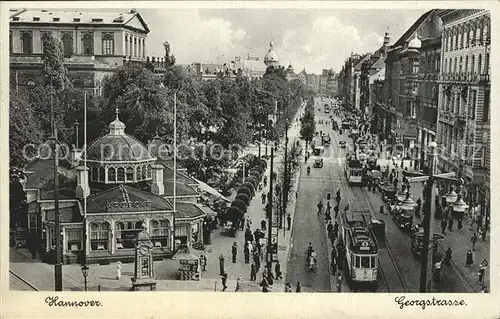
xmin=329 ymin=133 xmax=407 ymax=292
xmin=9 ymin=270 xmax=39 ymax=291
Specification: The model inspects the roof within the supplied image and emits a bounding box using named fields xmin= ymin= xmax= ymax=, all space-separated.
xmin=194 ymin=178 xmax=231 ymax=203
xmin=10 ymin=9 xmax=150 ymax=33
xmin=86 ymin=184 xmax=173 ymax=213
xmin=172 ymin=245 xmax=199 ymax=260
xmin=87 ymin=134 xmax=155 ymax=162
xmin=162 ymin=165 xmax=198 ymax=185
xmin=45 ymin=205 xmax=83 ymax=223
xmin=24 ymin=159 xmax=75 ymax=190
xmin=163 ymin=181 xmax=199 ymax=197
xmin=174 ymin=201 xmax=206 ymax=219
xmin=157 ymin=158 xmax=187 ymax=171
xmin=239 ymin=60 xmax=267 ymax=72
xmin=371 ymin=57 xmax=385 ymax=70
xmin=393 ymin=10 xmax=434 ymax=47
xmin=354 ymin=54 xmax=371 ymax=71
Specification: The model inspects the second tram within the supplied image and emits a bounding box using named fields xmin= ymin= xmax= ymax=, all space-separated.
xmin=339 ymin=210 xmax=378 ymax=290
xmin=345 ymin=156 xmax=364 ymax=185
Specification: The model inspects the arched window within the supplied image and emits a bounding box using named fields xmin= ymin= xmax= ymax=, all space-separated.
xmin=142 ymin=38 xmax=145 ymax=57
xmin=90 ymin=222 xmax=110 ymax=250
xmin=485 ymin=53 xmax=489 ymax=75
xmin=61 ymin=33 xmax=73 ymax=57
xmin=453 ymin=58 xmax=457 ymax=73
xmin=136 ymin=166 xmax=142 ymax=181
xmin=465 ymin=55 xmax=468 ymax=73
xmin=459 ymin=56 xmax=463 ymax=74
xmin=108 ymin=167 xmax=116 ymax=182
xmin=91 ymin=166 xmax=98 ymax=181
xmin=464 ymin=28 xmax=469 ymax=48
xmin=147 ymin=164 xmax=152 ymax=179
xmin=471 ymin=55 xmax=475 ymax=74
xmin=141 ymin=165 xmax=147 ymax=179
xmin=21 ymin=32 xmax=33 ymax=54
xmin=117 ymin=167 xmax=125 ymax=182
xmin=115 ymin=222 xmax=125 ymax=249
xmin=99 ymin=167 xmax=105 ymax=182
xmin=444 ymin=59 xmax=447 ymax=74
xmin=129 ymin=38 xmax=133 ymax=58
xmin=150 ymin=219 xmax=170 ymax=248
xmin=82 ymin=33 xmax=94 ymax=55
xmin=126 ymin=167 xmax=134 ymax=182
xmin=102 ymin=33 xmax=114 ymax=55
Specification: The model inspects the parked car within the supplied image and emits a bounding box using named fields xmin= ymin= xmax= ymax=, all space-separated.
xmin=339 ymin=141 xmax=347 ymax=148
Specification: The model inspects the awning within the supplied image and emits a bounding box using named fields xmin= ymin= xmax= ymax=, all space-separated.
xmin=172 ymin=245 xmax=199 ymax=260
xmin=193 ymin=178 xmax=231 ymax=203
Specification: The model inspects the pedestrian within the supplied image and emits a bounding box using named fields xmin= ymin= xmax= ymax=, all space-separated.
xmin=264 ymin=175 xmax=268 ymax=188
xmin=285 ymin=282 xmax=292 ymax=292
xmin=336 ymin=273 xmax=343 ymax=292
xmin=466 ymin=250 xmax=473 ymax=267
xmin=327 ymin=221 xmax=334 ymax=235
xmin=448 ymin=218 xmax=454 ymax=231
xmin=246 ymin=216 xmax=252 ymax=229
xmin=250 ymin=263 xmax=257 ymax=281
xmin=116 ymin=261 xmax=122 ymax=280
xmin=415 ymin=198 xmax=422 ymax=219
xmin=471 ymin=232 xmax=478 ymax=251
xmin=261 ymin=276 xmax=270 ymax=292
xmin=287 ymin=214 xmax=292 ymax=231
xmin=478 ymin=258 xmax=488 ymax=284
xmin=219 ymin=254 xmax=225 ymax=275
xmin=261 ymin=219 xmax=267 ymax=231
xmin=232 ymin=242 xmax=238 ymax=263
xmin=275 ymin=261 xmax=283 ymax=280
xmin=336 ymin=189 xmax=341 ymax=204
xmin=334 ymin=204 xmax=339 ymax=218
xmin=441 ymin=219 xmax=447 ymax=234
xmin=262 ymin=265 xmax=269 ymax=281
xmin=221 ymin=272 xmax=228 ymax=291
xmin=235 ymin=274 xmax=242 ymax=292
xmin=244 ymin=243 xmax=250 ymax=264
xmin=200 ymin=254 xmax=207 ymax=272
xmin=261 ymin=192 xmax=266 ymax=204
xmin=317 ymin=201 xmax=324 ymax=215
xmin=253 ymin=252 xmax=261 ymax=270
xmin=296 ymin=281 xmax=302 ymax=293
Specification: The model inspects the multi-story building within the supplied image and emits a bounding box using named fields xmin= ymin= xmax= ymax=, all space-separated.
xmin=9 ymin=8 xmax=150 ymax=93
xmin=384 ymin=10 xmax=442 ymax=157
xmin=285 ymin=63 xmax=298 ymax=81
xmin=435 ymin=9 xmax=490 ymax=212
xmin=338 ymin=53 xmax=363 ymax=110
xmin=297 ymin=68 xmax=320 ymax=92
xmin=414 ymin=35 xmax=441 ymax=171
xmin=353 ymin=54 xmax=371 ymax=111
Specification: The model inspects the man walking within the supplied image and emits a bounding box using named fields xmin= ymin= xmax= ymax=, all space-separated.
xmin=471 ymin=232 xmax=478 ymax=251
xmin=250 ymin=263 xmax=257 ymax=281
xmin=232 ymin=242 xmax=238 ymax=263
xmin=287 ymin=214 xmax=292 ymax=231
xmin=334 ymin=204 xmax=339 ymax=219
xmin=221 ymin=272 xmax=228 ymax=291
xmin=219 ymin=254 xmax=225 ymax=275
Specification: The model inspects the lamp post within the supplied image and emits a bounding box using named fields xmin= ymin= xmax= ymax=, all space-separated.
xmin=281 ymin=120 xmax=290 ymax=231
xmin=403 ymin=141 xmax=467 ymax=292
xmin=81 ymin=264 xmax=89 ymax=291
xmin=266 ymin=146 xmax=274 ymax=271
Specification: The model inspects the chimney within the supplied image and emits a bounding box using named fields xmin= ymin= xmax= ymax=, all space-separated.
xmin=151 ymin=164 xmax=164 ymax=195
xmin=76 ymin=166 xmax=90 ymax=198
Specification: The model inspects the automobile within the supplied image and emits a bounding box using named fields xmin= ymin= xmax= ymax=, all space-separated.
xmin=339 ymin=141 xmax=347 ymax=148
xmin=313 ymin=158 xmax=324 ymax=168
xmin=394 ymin=213 xmax=413 ymax=231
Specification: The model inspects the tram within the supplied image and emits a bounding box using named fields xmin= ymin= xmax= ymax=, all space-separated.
xmin=345 ymin=156 xmax=364 ymax=185
xmin=339 ymin=210 xmax=378 ymax=290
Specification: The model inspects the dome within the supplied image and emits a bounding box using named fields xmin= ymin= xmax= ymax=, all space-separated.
xmin=408 ymin=34 xmax=421 ymax=49
xmin=87 ymin=110 xmax=155 ymax=163
xmin=264 ymin=41 xmax=279 ymax=67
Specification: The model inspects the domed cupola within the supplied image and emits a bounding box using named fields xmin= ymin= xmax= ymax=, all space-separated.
xmin=85 ymin=107 xmax=156 ymax=185
xmin=407 ymin=33 xmax=422 ymax=53
xmin=264 ymin=40 xmax=279 ymax=67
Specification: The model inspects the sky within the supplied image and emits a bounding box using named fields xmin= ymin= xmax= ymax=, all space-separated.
xmin=140 ymin=9 xmax=429 ymax=74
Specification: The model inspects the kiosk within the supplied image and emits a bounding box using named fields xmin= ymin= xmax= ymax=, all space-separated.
xmin=173 ymin=245 xmax=200 ymax=281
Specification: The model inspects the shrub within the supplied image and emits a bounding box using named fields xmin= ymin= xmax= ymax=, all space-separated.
xmin=235 ymin=193 xmax=250 ymax=206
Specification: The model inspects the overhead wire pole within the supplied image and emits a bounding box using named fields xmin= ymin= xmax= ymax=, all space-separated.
xmin=266 ymin=146 xmax=274 ymax=271
xmin=83 ymin=93 xmax=88 ymax=266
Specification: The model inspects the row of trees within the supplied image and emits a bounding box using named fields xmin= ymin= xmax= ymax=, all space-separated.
xmin=299 ymin=97 xmax=317 ymax=150
xmin=9 ymin=34 xmax=315 ymax=187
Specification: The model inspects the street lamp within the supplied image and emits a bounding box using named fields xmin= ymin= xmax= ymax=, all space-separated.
xmin=81 ymin=264 xmax=89 ymax=291
xmin=402 ymin=141 xmax=468 ymax=292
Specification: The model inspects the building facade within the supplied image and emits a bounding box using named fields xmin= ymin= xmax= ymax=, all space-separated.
xmin=435 ymin=9 xmax=490 ymax=212
xmin=9 ymin=8 xmax=150 ymax=93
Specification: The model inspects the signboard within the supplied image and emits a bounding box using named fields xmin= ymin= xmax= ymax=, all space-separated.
xmin=141 ymin=257 xmax=149 ymax=276
xmin=106 ymin=200 xmax=152 ymax=211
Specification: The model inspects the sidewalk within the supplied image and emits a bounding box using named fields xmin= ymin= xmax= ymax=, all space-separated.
xmin=405 ymin=181 xmax=490 ymax=292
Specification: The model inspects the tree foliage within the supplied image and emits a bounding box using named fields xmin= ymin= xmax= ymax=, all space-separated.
xmin=41 ymin=33 xmax=71 ymax=92
xmin=300 ymin=98 xmax=316 ymax=146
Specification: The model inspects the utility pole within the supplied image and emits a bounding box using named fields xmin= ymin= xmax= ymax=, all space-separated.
xmin=266 ymin=147 xmax=274 ymax=271
xmin=282 ymin=120 xmax=289 ymax=231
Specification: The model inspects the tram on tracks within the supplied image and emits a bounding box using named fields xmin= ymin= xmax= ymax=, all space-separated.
xmin=345 ymin=155 xmax=364 ymax=185
xmin=339 ymin=210 xmax=378 ymax=290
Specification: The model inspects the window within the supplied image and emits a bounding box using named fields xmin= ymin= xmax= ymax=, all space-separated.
xmin=90 ymin=222 xmax=109 ymax=250
xmin=478 ymin=54 xmax=482 ymax=74
xmin=126 ymin=167 xmax=134 ymax=182
xmin=82 ymin=33 xmax=94 ymax=55
xmin=9 ymin=31 xmax=12 ymax=53
xmin=116 ymin=221 xmax=143 ymax=249
xmin=61 ymin=32 xmax=73 ymax=57
xmin=444 ymin=59 xmax=447 ymax=74
xmin=355 ymin=255 xmax=361 ymax=268
xmin=102 ymin=33 xmax=114 ymax=55
xmin=136 ymin=166 xmax=142 ymax=181
xmin=370 ymin=256 xmax=376 ymax=268
xmin=471 ymin=55 xmax=475 ymax=74
xmin=485 ymin=53 xmax=490 ymax=75
xmin=459 ymin=57 xmax=463 ymax=74
xmin=150 ymin=220 xmax=170 ymax=248
xmin=125 ymin=35 xmax=128 ymax=56
xmin=91 ymin=166 xmax=98 ymax=181
xmin=117 ymin=167 xmax=125 ymax=182
xmin=141 ymin=165 xmax=147 ymax=179
xmin=67 ymin=230 xmax=82 ymax=251
xmin=142 ymin=38 xmax=145 ymax=57
xmin=99 ymin=167 xmax=105 ymax=182
xmin=465 ymin=56 xmax=468 ymax=73
xmin=361 ymin=256 xmax=370 ymax=268
xmin=108 ymin=167 xmax=116 ymax=182
xmin=28 ymin=214 xmax=37 ymax=229
xmin=21 ymin=32 xmax=33 ymax=54
xmin=483 ymin=91 xmax=490 ymax=122
xmin=147 ymin=165 xmax=152 ymax=179
xmin=134 ymin=37 xmax=137 ymax=57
